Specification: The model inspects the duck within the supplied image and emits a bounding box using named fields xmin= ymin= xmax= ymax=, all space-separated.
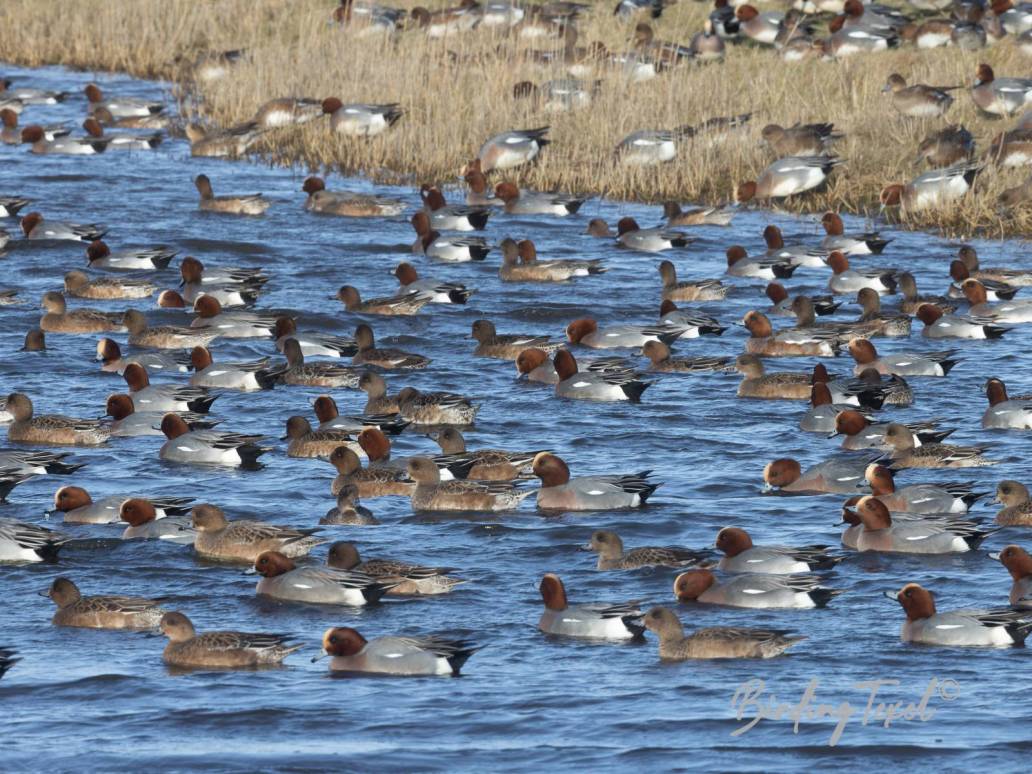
xmin=471 ymin=318 xmax=560 ymax=359
xmin=320 ymin=485 xmax=379 ymax=525
xmin=283 ymin=416 xmax=360 ymax=460
xmin=391 ymin=262 xmax=473 ymax=303
xmin=988 ymin=545 xmax=1032 ymax=607
xmin=899 ymin=271 xmax=955 ymax=314
xmin=533 ymin=452 xmax=658 ymax=510
xmin=615 ymin=128 xmax=688 ymax=166
xmin=992 ymin=480 xmax=1032 ymax=525
xmin=493 ymin=182 xmax=584 ymax=216
xmin=742 ymin=310 xmax=839 ymax=357
xmin=159 ymin=611 xmax=302 ymax=668
xmin=189 ymin=346 xmax=282 ymax=391
xmin=419 ymin=186 xmax=491 ymax=231
xmin=85 ymin=239 xmax=174 ymax=270
xmin=0 ymin=196 xmax=31 ymax=218
xmin=51 ymin=484 xmax=193 ymax=525
xmin=827 ymin=252 xmax=897 ymax=296
xmin=397 ymin=386 xmax=478 ymax=425
xmin=353 ymin=324 xmax=429 ymax=369
xmin=21 ymin=212 xmax=105 ymax=242
xmin=737 ymin=156 xmax=844 ymax=202
xmin=84 ymin=83 xmax=164 ymax=118
xmin=864 ymin=463 xmax=985 ymax=514
xmin=0 ymin=517 xmax=69 ymax=562
xmin=916 ymin=304 xmax=1010 ymax=340
xmin=819 ymin=212 xmax=890 ymax=256
xmin=833 ymin=409 xmax=952 ymax=451
xmin=321 ymin=97 xmax=403 ymax=136
xmin=537 ymin=573 xmax=644 ymax=640
xmin=314 ymin=627 xmax=479 ymax=676
xmin=273 ymin=318 xmax=356 ymax=359
xmin=499 ymin=238 xmax=605 ymax=282
xmin=430 ymin=427 xmax=541 ymax=481
xmin=336 ymin=285 xmax=430 ymax=316
xmin=252 ymin=551 xmax=390 ymax=605
xmin=0 ymin=449 xmax=84 ymax=477
xmin=882 ymin=73 xmax=957 ymax=117
xmin=643 ymin=341 xmax=730 ymax=374
xmin=674 ymin=570 xmax=844 ymax=609
xmin=252 ymin=96 xmax=322 ymax=128
xmin=64 ymin=270 xmax=154 ymax=300
xmin=566 ymin=317 xmax=685 ymax=349
xmin=586 ymin=530 xmax=712 ymax=570
xmin=358 ymin=372 xmax=399 ymax=414
xmin=412 ymin=212 xmax=491 ymax=262
xmin=882 ymin=423 xmax=996 ymax=468
xmin=735 ymin=354 xmax=811 ymax=400
xmin=123 ymin=309 xmax=219 ymax=349
xmin=20 ymin=124 xmax=109 ymax=155
xmin=39 ymin=291 xmax=125 ymax=334
xmin=158 ymin=413 xmax=271 ymax=467
xmin=194 ymin=174 xmax=269 ymax=215
xmin=179 ymin=257 xmax=265 ymax=304
xmin=916 ymin=125 xmax=975 ymax=167
xmin=122 ymin=363 xmax=216 ymax=413
xmin=81 ymin=117 xmax=161 ymax=150
xmin=185 ymin=121 xmax=265 ymax=157
xmin=516 ymin=347 xmax=644 ymax=381
xmin=643 ymin=606 xmax=804 ymax=659
xmin=329 ymin=445 xmax=414 ymax=498
xmin=847 ymin=338 xmax=958 ymax=377
xmin=657 ymin=301 xmax=726 ymax=337
xmin=661 ymin=201 xmax=734 ymax=228
xmin=407 ymin=457 xmax=532 ymax=512
xmin=301 ymin=176 xmax=403 ymax=217
xmin=0 ymin=79 xmax=65 ymax=104
xmin=327 ymin=541 xmax=467 ymax=595
xmin=886 ymin=583 xmax=1032 ymax=647
xmin=192 ymin=503 xmax=322 ymax=561
xmin=956 ymin=245 xmax=1032 ymax=286
xmin=725 ymin=246 xmax=796 ymax=280
xmin=947 ymin=260 xmax=1018 ymax=302
xmin=879 ymin=161 xmax=981 ymax=211
xmin=117 ymin=499 xmax=196 ymax=543
xmin=760 ymin=123 xmax=841 ymax=156
xmin=615 ymin=217 xmax=693 ymax=253
xmin=961 ymin=279 xmax=1032 ymax=323
xmin=5 ymin=393 xmax=109 ymax=446
xmin=849 ymin=496 xmax=995 ymax=553
xmin=512 ymin=78 xmax=597 ymax=113
xmin=970 ymin=63 xmax=1032 ymax=117
xmin=45 ymin=577 xmax=166 ymax=630
xmin=715 ymin=527 xmax=843 ymax=574
xmin=760 ymin=225 xmax=827 ymax=268
xmin=311 ymin=395 xmax=408 ymax=435
xmin=104 ymin=394 xmax=219 ymax=438
xmin=762 ymin=455 xmax=872 ymax=495
xmin=96 ymin=337 xmax=190 ymax=375
xmin=853 ymin=289 xmax=911 ymax=336
xmin=477 ymin=127 xmax=549 ymax=172
xmin=553 ymin=349 xmax=652 ymax=402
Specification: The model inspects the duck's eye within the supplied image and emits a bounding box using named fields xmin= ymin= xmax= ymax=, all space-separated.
xmin=329 ymin=635 xmax=338 ymax=644
xmin=650 ymin=610 xmax=662 ymax=619
xmin=903 ymin=590 xmax=911 ymax=598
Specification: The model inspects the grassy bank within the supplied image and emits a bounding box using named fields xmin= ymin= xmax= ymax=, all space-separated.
xmin=2 ymin=0 xmax=1031 ymax=237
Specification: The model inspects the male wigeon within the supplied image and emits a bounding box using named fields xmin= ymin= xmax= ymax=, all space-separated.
xmin=916 ymin=303 xmax=1010 ymax=339
xmin=189 ymin=346 xmax=282 ymax=391
xmin=51 ymin=485 xmax=192 ymax=525
xmin=761 ymin=123 xmax=841 ymax=157
xmin=312 ymin=395 xmax=408 ymax=435
xmin=191 ymin=296 xmax=277 ymax=337
xmin=643 ymin=341 xmax=730 ymax=373
xmin=971 ymin=63 xmax=1032 ymax=116
xmin=159 ymin=611 xmax=302 ymax=668
xmin=513 ymin=78 xmax=597 ymax=113
xmin=737 ymin=156 xmax=843 ymax=202
xmin=537 ymin=573 xmax=644 ymax=640
xmin=657 ymin=301 xmax=725 ymax=338
xmin=122 ymin=363 xmax=216 ymax=414
xmin=194 ymin=174 xmax=268 ymax=215
xmin=329 ymin=445 xmax=414 ymax=498
xmin=0 ymin=517 xmax=69 ymax=562
xmin=84 ymin=83 xmax=163 ymax=118
xmin=848 ymin=338 xmax=958 ymax=377
xmin=742 ymin=310 xmax=839 ymax=357
xmin=760 ymin=225 xmax=827 ymax=268
xmin=321 ymin=485 xmax=379 ymax=525
xmin=734 ymin=4 xmax=783 ymax=43
xmin=104 ymin=394 xmax=218 ymax=438
xmin=882 ymin=74 xmax=957 ymax=117
xmin=419 ymin=187 xmax=491 ymax=232
xmin=407 ymin=457 xmax=532 ymax=511
xmin=553 ymin=349 xmax=652 ymax=401
xmin=0 ymin=195 xmax=31 ymax=218
xmin=735 ymin=354 xmax=811 ymax=400
xmin=397 ymin=386 xmax=478 ymax=425
xmin=327 ymin=541 xmax=467 ymax=595
xmin=252 ymin=551 xmax=390 ymax=605
xmin=315 ymin=627 xmax=479 ymax=676
xmin=0 ymin=649 xmax=17 ymax=679
xmin=321 ymin=98 xmax=402 ymax=136
xmin=81 ymin=117 xmax=161 ymax=150
xmin=39 ymin=291 xmax=125 ymax=334
xmin=86 ymin=239 xmax=174 ymax=270
xmin=95 ymin=339 xmax=182 ymax=376
xmin=533 ymin=452 xmax=659 ymax=510
xmin=499 ymin=238 xmax=606 ymax=282
xmin=763 ymin=455 xmax=873 ymax=495
xmin=493 ymin=182 xmax=584 ymax=216
xmin=45 ymin=577 xmax=166 ymax=630
xmin=281 ymin=339 xmax=360 ymax=388
xmin=273 ymin=318 xmax=356 ymax=360
xmin=412 ymin=213 xmax=491 ymax=262
xmin=64 ymin=270 xmax=154 ymax=300
xmin=849 ymin=497 xmax=995 ymax=553
xmin=813 ymin=362 xmax=912 ymax=408
xmin=615 ymin=128 xmax=685 ymax=165
xmin=916 ymin=125 xmax=975 ymax=167
xmin=716 ymin=527 xmax=843 ymax=573
xmin=986 ymin=127 xmax=1032 ymax=167
xmin=882 ymin=423 xmax=996 ymax=468
xmin=799 ymin=383 xmax=860 ymax=433
xmin=431 ymin=427 xmax=541 ymax=481
xmin=615 ymin=217 xmax=693 ymax=253
xmin=961 ymin=279 xmax=1032 ymax=322
xmin=566 ymin=317 xmax=685 ymax=349
xmin=336 ymin=285 xmax=430 ymax=315
xmin=21 ymin=124 xmax=108 ymax=155
xmin=158 ymin=414 xmax=271 ymax=467
xmin=833 ymin=409 xmax=952 ymax=451
xmin=819 ymin=212 xmax=890 ymax=256
xmin=192 ymin=503 xmax=322 ymax=561
xmin=392 ymin=262 xmax=473 ymax=303
xmin=283 ymin=416 xmax=359 ymax=460
xmin=725 ymin=246 xmax=796 ymax=280
xmin=864 ymin=463 xmax=985 ymax=514
xmin=879 ymin=161 xmax=981 ymax=211
xmin=301 ymin=176 xmax=403 ymax=217
xmin=587 ymin=530 xmax=713 ymax=571
xmin=885 ymin=583 xmax=1032 ymax=647
xmin=477 ymin=127 xmax=550 ymax=172
xmin=674 ymin=570 xmax=844 ymax=609
xmin=827 ymin=252 xmax=897 ymax=296
xmin=251 ymin=97 xmax=322 ymax=128
xmin=947 ymin=260 xmax=1017 ymax=302
xmin=6 ymin=393 xmax=109 ymax=446
xmin=21 ymin=212 xmax=105 ymax=242
xmin=992 ymin=480 xmax=1032 ymax=525
xmin=123 ymin=309 xmax=219 ymax=349
xmin=989 ymin=545 xmax=1032 ymax=607
xmin=644 ymin=606 xmax=804 ymax=659
xmin=0 ymin=449 xmax=84 ymax=476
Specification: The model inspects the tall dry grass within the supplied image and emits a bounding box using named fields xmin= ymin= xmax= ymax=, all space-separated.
xmin=2 ymin=0 xmax=1032 ymax=236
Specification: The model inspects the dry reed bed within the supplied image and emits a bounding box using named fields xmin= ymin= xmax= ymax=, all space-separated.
xmin=2 ymin=0 xmax=1032 ymax=236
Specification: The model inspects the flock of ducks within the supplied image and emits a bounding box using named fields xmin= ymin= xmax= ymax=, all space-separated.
xmin=3 ymin=0 xmax=1032 ymax=679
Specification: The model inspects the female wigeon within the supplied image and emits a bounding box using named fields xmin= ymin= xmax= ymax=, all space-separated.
xmin=330 ymin=445 xmax=413 ymax=498
xmin=533 ymin=452 xmax=659 ymax=510
xmin=119 ymin=499 xmax=194 ymax=543
xmin=281 ymin=339 xmax=360 ymax=388
xmin=397 ymin=386 xmax=478 ymax=425
xmin=615 ymin=217 xmax=693 ymax=252
xmin=674 ymin=570 xmax=844 ymax=609
xmin=742 ymin=310 xmax=839 ymax=357
xmin=185 ymin=121 xmax=265 ymax=157
xmin=84 ymin=83 xmax=163 ymax=118
xmin=358 ymin=372 xmax=398 ymax=414
xmin=315 ymin=627 xmax=479 ymax=676
xmin=353 ymin=324 xmax=429 ymax=369
xmin=194 ymin=174 xmax=269 ymax=215
xmin=51 ymin=485 xmax=192 ymax=525
xmin=407 ymin=457 xmax=532 ymax=511
xmin=882 ymin=423 xmax=996 ymax=468
xmin=851 ymin=497 xmax=995 ymax=553
xmin=64 ymin=270 xmax=154 ymax=300
xmin=865 ymin=463 xmax=985 ymax=514
xmin=537 ymin=573 xmax=644 ymax=640
xmin=392 ymin=262 xmax=473 ymax=303
xmin=0 ymin=517 xmax=68 ymax=562
xmin=493 ymin=182 xmax=584 ymax=216
xmin=882 ymin=73 xmax=957 ymax=117
xmin=716 ymin=527 xmax=843 ymax=573
xmin=899 ymin=272 xmax=954 ymax=314
xmin=159 ymin=414 xmax=271 ymax=468
xmin=644 ymin=606 xmax=804 ymax=659
xmin=327 ymin=541 xmax=466 ymax=595
xmin=477 ymin=127 xmax=549 ymax=172
xmin=6 ymin=392 xmax=109 ymax=446
xmin=957 ymin=244 xmax=1032 ymax=286
xmin=189 ymin=346 xmax=282 ymax=391
xmin=283 ymin=416 xmax=359 ymax=460
xmin=472 ymin=318 xmax=560 ymax=359
xmin=192 ymin=503 xmax=322 ymax=561
xmin=761 ymin=123 xmax=841 ymax=157
xmin=735 ymin=354 xmax=811 ymax=399
xmin=725 ymin=246 xmax=796 ymax=280
xmin=321 ymin=97 xmax=402 ymax=136
xmin=737 ymin=156 xmax=843 ymax=202
xmin=885 ymin=583 xmax=1032 ymax=647
xmin=971 ymin=63 xmax=1032 ymax=116
xmin=499 ymin=238 xmax=606 ymax=282
xmin=587 ymin=530 xmax=712 ymax=571
xmin=86 ymin=240 xmax=174 ymax=270
xmin=643 ymin=341 xmax=730 ymax=373
xmin=879 ymin=161 xmax=981 ymax=211
xmin=159 ymin=611 xmax=302 ymax=668
xmin=336 ymin=284 xmax=430 ymax=316
xmin=252 ymin=551 xmax=390 ymax=605
xmin=848 ymin=338 xmax=958 ymax=377
xmin=301 ymin=176 xmax=403 ymax=216
xmin=321 ymin=485 xmax=379 ymax=525
xmin=989 ymin=545 xmax=1032 ymax=607
xmin=431 ymin=427 xmax=541 ymax=481
xmin=658 ymin=261 xmax=728 ymax=302
xmin=661 ymin=201 xmax=734 ymax=227
xmin=763 ymin=455 xmax=872 ymax=495
xmin=45 ymin=577 xmax=166 ymax=630
xmin=39 ymin=291 xmax=125 ymax=334
xmin=992 ymin=480 xmax=1032 ymax=525
xmin=916 ymin=125 xmax=975 ymax=167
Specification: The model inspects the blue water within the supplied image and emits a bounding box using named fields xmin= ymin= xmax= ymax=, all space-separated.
xmin=2 ymin=63 xmax=1032 ymax=772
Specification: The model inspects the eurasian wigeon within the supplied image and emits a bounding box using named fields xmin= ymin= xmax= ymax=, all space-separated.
xmin=252 ymin=550 xmax=390 ymax=605
xmin=315 ymin=627 xmax=479 ymax=676
xmin=84 ymin=83 xmax=163 ymax=118
xmin=761 ymin=225 xmax=827 ymax=268
xmin=189 ymin=346 xmax=282 ymax=391
xmin=0 ymin=648 xmax=17 ymax=678
xmin=321 ymin=485 xmax=379 ymax=525
xmin=470 ymin=318 xmax=559 ymax=360
xmin=0 ymin=449 xmax=83 ymax=477
xmin=20 ymin=212 xmax=104 ymax=242
xmin=644 ymin=606 xmax=804 ymax=659
xmin=691 ymin=20 xmax=726 ymax=60
xmin=725 ymin=246 xmax=796 ymax=280
xmin=864 ymin=463 xmax=985 ymax=514
xmin=95 ymin=338 xmax=185 ymax=376
xmin=916 ymin=125 xmax=975 ymax=167
xmin=336 ymin=285 xmax=430 ymax=316
xmin=159 ymin=611 xmax=302 ymax=668
xmin=45 ymin=577 xmax=166 ymax=630
xmin=716 ymin=527 xmax=843 ymax=573
xmin=956 ymin=244 xmax=1032 ymax=286
xmin=882 ymin=73 xmax=957 ymax=117
xmin=477 ymin=127 xmax=549 ymax=172
xmin=587 ymin=530 xmax=713 ymax=571
xmin=39 ymin=291 xmax=126 ymax=334
xmin=312 ymin=395 xmax=407 ymax=435
xmin=191 ymin=503 xmax=322 ymax=562
xmin=407 ymin=457 xmax=532 ymax=511
xmin=879 ymin=161 xmax=981 ymax=212
xmin=643 ymin=341 xmax=730 ymax=373
xmin=274 ymin=318 xmax=357 ymax=359
xmin=986 ymin=127 xmax=1032 ymax=167
xmin=992 ymin=480 xmax=1032 ymax=525
xmin=104 ymin=393 xmax=219 ymax=438
xmin=657 ymin=301 xmax=725 ymax=338
xmin=763 ymin=455 xmax=873 ymax=495
xmin=674 ymin=570 xmax=844 ymax=609
xmin=615 ymin=128 xmax=684 ymax=165
xmin=819 ymin=211 xmax=890 ymax=256
xmin=885 ymin=583 xmax=1032 ymax=647
xmin=916 ymin=303 xmax=1009 ymax=340
xmin=989 ymin=545 xmax=1032 ymax=607
xmin=615 ymin=217 xmax=693 ymax=252
xmin=537 ymin=573 xmax=644 ymax=640
xmin=847 ymin=338 xmax=958 ymax=377
xmin=0 ymin=79 xmax=64 ymax=104
xmin=64 ymin=270 xmax=154 ymax=300
xmin=961 ymin=279 xmax=1032 ymax=323
xmin=184 ymin=121 xmax=265 ymax=157
xmin=51 ymin=485 xmax=192 ymax=525
xmin=658 ymin=263 xmax=728 ymax=303
xmin=799 ymin=383 xmax=862 ymax=433
xmin=301 ymin=176 xmax=403 ymax=217
xmin=392 ymin=262 xmax=473 ymax=304
xmin=827 ymin=252 xmax=897 ymax=296
xmin=321 ymin=97 xmax=402 ymax=136
xmin=5 ymin=392 xmax=109 ymax=446
xmin=189 ymin=295 xmax=278 ymax=339
xmin=500 ymin=237 xmax=606 ymax=282
xmin=419 ymin=187 xmax=491 ymax=232
xmin=194 ymin=174 xmax=268 ymax=216
xmin=158 ymin=413 xmax=271 ymax=468
xmin=351 ymin=324 xmax=429 ymax=370
xmin=566 ymin=317 xmax=685 ymax=349
xmin=899 ymin=272 xmax=955 ymax=314
xmin=850 ymin=497 xmax=996 ymax=553
xmin=533 ymin=452 xmax=658 ymax=510
xmin=834 ymin=409 xmax=952 ymax=451
xmin=122 ymin=363 xmax=216 ymax=414
xmin=971 ymin=63 xmax=1032 ymax=116
xmin=948 ymin=260 xmax=1017 ymax=302
xmin=553 ymin=349 xmax=652 ymax=401
xmin=761 ymin=123 xmax=841 ymax=157
xmin=327 ymin=541 xmax=467 ymax=595
xmin=81 ymin=116 xmax=161 ymax=150
xmin=283 ymin=416 xmax=359 ymax=460
xmin=493 ymin=182 xmax=584 ymax=216
xmin=358 ymin=371 xmax=398 ymax=414
xmin=0 ymin=517 xmax=69 ymax=562
xmin=21 ymin=124 xmax=108 ymax=155
xmin=900 ymin=17 xmax=956 ymax=48
xmin=329 ymin=445 xmax=413 ymax=498
xmin=513 ymin=78 xmax=598 ymax=113
xmin=882 ymin=423 xmax=996 ymax=468
xmin=0 ymin=196 xmax=31 ymax=218
xmin=661 ymin=201 xmax=734 ymax=228
xmin=412 ymin=213 xmax=490 ymax=262
xmin=397 ymin=386 xmax=478 ymax=425
xmin=85 ymin=239 xmax=174 ymax=271
xmin=742 ymin=310 xmax=839 ymax=357
xmin=738 ymin=156 xmax=843 ymax=202
xmin=250 ymin=96 xmax=321 ymax=128
xmin=430 ymin=427 xmax=541 ymax=481
xmin=123 ymin=309 xmax=219 ymax=350
xmin=735 ymin=354 xmax=811 ymax=400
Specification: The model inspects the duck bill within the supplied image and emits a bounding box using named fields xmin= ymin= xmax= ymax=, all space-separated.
xmin=987 ymin=551 xmax=1001 ymax=561
xmin=311 ymin=649 xmax=328 ymax=663
xmin=881 ymin=590 xmax=899 ymax=601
